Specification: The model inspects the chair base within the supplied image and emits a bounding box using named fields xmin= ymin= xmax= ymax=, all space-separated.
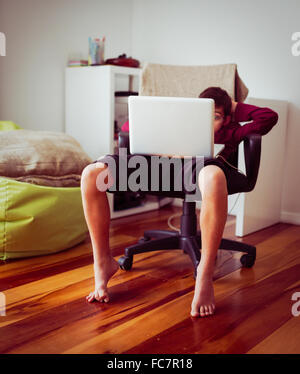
xmin=118 ymin=229 xmax=256 ymax=277
xmin=118 ymin=202 xmax=256 ymax=276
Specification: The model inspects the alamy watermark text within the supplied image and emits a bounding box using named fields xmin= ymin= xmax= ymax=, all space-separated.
xmin=291 ymin=32 xmax=300 ymax=56
xmin=0 ymin=32 xmax=6 ymax=56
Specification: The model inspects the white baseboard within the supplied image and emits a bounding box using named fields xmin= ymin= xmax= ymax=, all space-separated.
xmin=280 ymin=211 xmax=300 ymax=225
xmin=172 ymin=200 xmax=300 ymax=227
xmin=172 ymin=198 xmax=182 ymax=207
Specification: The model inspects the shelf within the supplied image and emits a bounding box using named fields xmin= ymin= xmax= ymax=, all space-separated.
xmin=67 ymin=64 xmax=141 ymax=77
xmin=66 ymin=64 xmax=173 ymax=220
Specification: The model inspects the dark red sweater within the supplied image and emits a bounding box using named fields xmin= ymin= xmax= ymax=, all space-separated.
xmin=121 ymin=102 xmax=278 ymax=160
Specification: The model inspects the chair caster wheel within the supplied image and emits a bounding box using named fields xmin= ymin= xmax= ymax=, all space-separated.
xmin=118 ymin=256 xmax=133 ymax=270
xmin=240 ymin=254 xmax=255 ymax=268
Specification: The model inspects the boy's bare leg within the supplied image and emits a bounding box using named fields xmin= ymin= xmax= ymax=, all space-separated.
xmin=191 ymin=165 xmax=228 ymax=317
xmin=80 ymin=162 xmax=119 ymax=303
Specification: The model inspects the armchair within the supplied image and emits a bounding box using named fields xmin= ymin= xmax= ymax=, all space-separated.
xmin=117 ymin=131 xmax=261 ymax=276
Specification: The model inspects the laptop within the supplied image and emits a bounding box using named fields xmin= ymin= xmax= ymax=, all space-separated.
xmin=128 ymin=96 xmax=214 ymax=158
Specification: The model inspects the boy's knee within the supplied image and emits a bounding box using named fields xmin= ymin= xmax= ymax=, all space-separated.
xmin=81 ymin=162 xmax=106 ymax=181
xmin=198 ymin=165 xmax=227 ymax=195
xmin=81 ymin=162 xmax=111 ymax=191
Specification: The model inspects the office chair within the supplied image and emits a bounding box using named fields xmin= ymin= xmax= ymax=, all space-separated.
xmin=117 ymin=131 xmax=261 ymax=276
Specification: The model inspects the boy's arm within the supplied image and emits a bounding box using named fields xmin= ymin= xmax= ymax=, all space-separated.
xmin=231 ymin=101 xmax=278 ymax=143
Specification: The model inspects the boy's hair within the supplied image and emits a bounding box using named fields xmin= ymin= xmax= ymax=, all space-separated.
xmin=199 ymin=87 xmax=232 ymax=116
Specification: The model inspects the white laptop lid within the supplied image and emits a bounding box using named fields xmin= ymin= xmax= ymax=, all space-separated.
xmin=128 ymin=96 xmax=214 ymax=158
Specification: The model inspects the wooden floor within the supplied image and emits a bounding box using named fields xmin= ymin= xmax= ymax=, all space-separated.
xmin=1 ymin=204 xmax=300 ymax=354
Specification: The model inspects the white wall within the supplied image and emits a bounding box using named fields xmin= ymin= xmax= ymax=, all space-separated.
xmin=131 ymin=0 xmax=300 ymax=222
xmin=0 ymin=0 xmax=133 ymax=132
xmin=0 ymin=0 xmax=300 ymax=221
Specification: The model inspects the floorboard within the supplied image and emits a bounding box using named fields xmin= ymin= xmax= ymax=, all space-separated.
xmin=0 ymin=204 xmax=299 ymax=354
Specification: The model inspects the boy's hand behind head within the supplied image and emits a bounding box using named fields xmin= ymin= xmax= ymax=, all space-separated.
xmin=231 ymin=100 xmax=238 ymax=113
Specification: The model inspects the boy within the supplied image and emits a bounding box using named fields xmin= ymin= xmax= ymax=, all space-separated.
xmin=81 ymin=87 xmax=278 ymax=317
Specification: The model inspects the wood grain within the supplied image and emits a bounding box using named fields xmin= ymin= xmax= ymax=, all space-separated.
xmin=0 ymin=204 xmax=299 ymax=354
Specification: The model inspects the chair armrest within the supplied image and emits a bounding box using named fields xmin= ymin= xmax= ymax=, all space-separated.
xmin=118 ymin=131 xmax=130 ymax=152
xmin=243 ymin=134 xmax=262 ymax=191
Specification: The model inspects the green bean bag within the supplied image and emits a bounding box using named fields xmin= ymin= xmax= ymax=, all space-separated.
xmin=0 ymin=121 xmax=22 ymax=131
xmin=0 ymin=178 xmax=87 ymax=260
xmin=0 ymin=121 xmax=89 ymax=260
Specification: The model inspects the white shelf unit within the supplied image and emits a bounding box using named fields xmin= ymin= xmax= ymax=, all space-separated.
xmin=232 ymin=97 xmax=288 ymax=237
xmin=65 ymin=65 xmax=172 ymax=219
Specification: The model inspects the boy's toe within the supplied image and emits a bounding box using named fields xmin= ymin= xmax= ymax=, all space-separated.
xmin=190 ymin=310 xmax=200 ymax=317
xmin=200 ymin=306 xmax=206 ymax=317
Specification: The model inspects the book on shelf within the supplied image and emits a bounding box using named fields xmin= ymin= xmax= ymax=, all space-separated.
xmin=67 ymin=60 xmax=88 ymax=67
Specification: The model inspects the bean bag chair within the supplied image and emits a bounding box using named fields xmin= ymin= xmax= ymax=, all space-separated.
xmin=0 ymin=121 xmax=91 ymax=260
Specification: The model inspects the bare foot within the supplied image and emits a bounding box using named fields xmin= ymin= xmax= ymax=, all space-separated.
xmin=190 ymin=271 xmax=215 ymax=318
xmin=86 ymin=257 xmax=119 ymax=303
